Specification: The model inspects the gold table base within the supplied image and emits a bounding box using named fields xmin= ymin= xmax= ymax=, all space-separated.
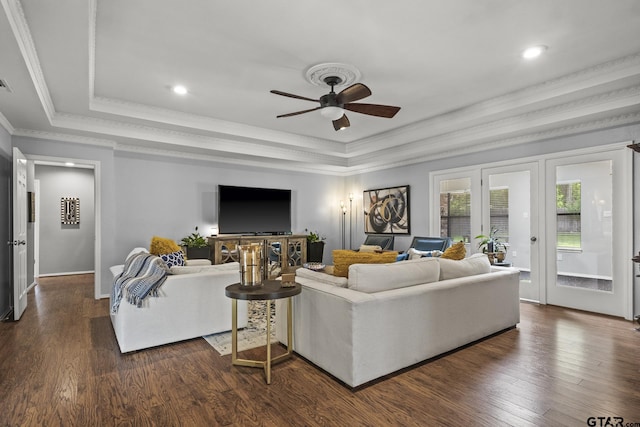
xmin=230 ymin=297 xmax=294 ymax=384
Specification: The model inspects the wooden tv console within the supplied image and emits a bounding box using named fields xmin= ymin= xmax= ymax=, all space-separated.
xmin=207 ymin=235 xmax=307 ymax=280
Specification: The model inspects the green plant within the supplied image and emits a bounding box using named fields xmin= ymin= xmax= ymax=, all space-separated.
xmin=180 ymin=226 xmax=208 ymax=248
xmin=475 ymin=226 xmax=507 ymax=253
xmin=305 ymin=228 xmax=326 ymax=243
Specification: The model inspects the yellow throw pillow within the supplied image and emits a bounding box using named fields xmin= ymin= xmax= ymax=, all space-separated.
xmin=332 ymin=249 xmax=399 ymax=278
xmin=149 ymin=236 xmax=181 ymax=255
xmin=440 ymin=241 xmax=466 ymax=260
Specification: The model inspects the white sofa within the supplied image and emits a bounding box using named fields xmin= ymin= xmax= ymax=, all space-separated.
xmin=109 ymin=260 xmax=247 ymax=353
xmin=275 ymin=254 xmax=520 ymax=387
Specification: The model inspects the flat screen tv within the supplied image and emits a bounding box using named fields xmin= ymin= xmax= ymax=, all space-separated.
xmin=218 ymin=185 xmax=292 ymax=235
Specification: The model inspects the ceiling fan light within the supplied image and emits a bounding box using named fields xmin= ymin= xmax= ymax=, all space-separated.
xmin=320 ymin=106 xmax=344 ymax=120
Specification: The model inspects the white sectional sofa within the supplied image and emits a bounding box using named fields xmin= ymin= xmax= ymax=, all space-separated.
xmin=275 ymin=254 xmax=520 ymax=387
xmin=109 ymin=260 xmax=247 ymax=353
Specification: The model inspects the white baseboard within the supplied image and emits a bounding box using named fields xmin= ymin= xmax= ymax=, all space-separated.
xmin=39 ymin=270 xmax=95 ymax=277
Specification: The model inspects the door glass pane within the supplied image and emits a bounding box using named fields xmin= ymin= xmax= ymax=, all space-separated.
xmin=439 ymin=178 xmax=471 ymax=243
xmin=488 ymin=171 xmax=534 ymax=299
xmin=555 ymin=161 xmax=612 ymax=292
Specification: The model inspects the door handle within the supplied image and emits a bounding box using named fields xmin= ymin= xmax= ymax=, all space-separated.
xmin=530 ymin=236 xmax=537 ymax=242
xmin=18 ymin=240 xmax=26 ymax=245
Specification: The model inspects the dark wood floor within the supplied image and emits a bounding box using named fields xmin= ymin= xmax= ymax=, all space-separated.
xmin=1 ymin=275 xmax=639 ymax=427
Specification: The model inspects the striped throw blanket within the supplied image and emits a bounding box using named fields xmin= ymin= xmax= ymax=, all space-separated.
xmin=111 ymin=252 xmax=169 ymax=314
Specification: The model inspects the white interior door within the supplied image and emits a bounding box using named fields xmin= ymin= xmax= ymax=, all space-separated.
xmin=482 ymin=163 xmax=540 ymax=302
xmin=545 ymin=149 xmax=632 ymax=318
xmin=12 ymin=147 xmax=27 ymax=320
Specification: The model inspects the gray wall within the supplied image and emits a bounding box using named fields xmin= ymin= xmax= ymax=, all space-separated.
xmin=0 ymin=126 xmax=11 ymax=318
xmin=35 ymin=165 xmax=95 ymax=275
xmin=112 ymin=151 xmax=344 ymax=265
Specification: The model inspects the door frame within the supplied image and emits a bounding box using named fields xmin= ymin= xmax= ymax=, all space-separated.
xmin=28 ymin=155 xmax=102 ymax=299
xmin=430 ymin=141 xmax=634 ymax=319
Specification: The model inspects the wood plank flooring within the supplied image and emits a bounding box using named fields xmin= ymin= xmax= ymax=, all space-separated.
xmin=1 ymin=274 xmax=639 ymax=426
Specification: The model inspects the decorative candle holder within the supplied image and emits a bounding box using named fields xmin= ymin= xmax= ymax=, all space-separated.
xmin=239 ymin=243 xmax=263 ymax=287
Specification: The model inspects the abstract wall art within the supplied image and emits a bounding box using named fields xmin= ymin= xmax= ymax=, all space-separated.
xmin=61 ymin=197 xmax=80 ymax=225
xmin=363 ymin=185 xmax=410 ymax=234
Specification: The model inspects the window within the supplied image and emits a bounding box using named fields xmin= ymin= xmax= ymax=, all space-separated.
xmin=440 ymin=190 xmax=470 ymax=242
xmin=556 ymin=181 xmax=581 ymax=249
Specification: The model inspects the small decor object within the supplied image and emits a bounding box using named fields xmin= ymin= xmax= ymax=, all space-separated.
xmin=239 ymin=244 xmax=263 ymax=287
xmin=180 ymin=226 xmax=210 ymax=259
xmin=281 ymin=273 xmax=296 ymax=287
xmin=305 ymin=228 xmax=326 ymax=262
xmin=363 ymin=185 xmax=410 ymax=234
xmin=60 ymin=197 xmax=80 ymax=224
xmin=303 ymin=262 xmax=326 ymax=271
xmin=475 ymin=226 xmax=507 ymax=264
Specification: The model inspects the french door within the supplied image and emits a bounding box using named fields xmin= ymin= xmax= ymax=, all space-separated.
xmin=432 ymin=145 xmax=632 ymax=318
xmin=545 ymin=149 xmax=632 ymax=318
xmin=482 ymin=163 xmax=539 ymax=302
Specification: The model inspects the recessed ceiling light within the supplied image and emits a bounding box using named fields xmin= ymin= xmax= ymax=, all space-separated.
xmin=65 ymin=162 xmax=75 ymax=167
xmin=522 ymin=45 xmax=547 ymax=60
xmin=172 ymin=85 xmax=188 ymax=95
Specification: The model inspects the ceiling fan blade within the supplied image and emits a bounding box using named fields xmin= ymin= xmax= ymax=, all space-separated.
xmin=270 ymin=90 xmax=318 ymax=103
xmin=276 ymin=106 xmax=322 ymax=118
xmin=333 ymin=114 xmax=350 ymax=131
xmin=336 ymin=83 xmax=372 ymax=104
xmin=343 ymin=103 xmax=401 ymax=118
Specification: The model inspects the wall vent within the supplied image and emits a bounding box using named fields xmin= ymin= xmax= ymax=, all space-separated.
xmin=0 ymin=79 xmax=12 ymax=92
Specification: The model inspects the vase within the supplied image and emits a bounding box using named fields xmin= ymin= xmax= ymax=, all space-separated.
xmin=307 ymin=241 xmax=325 ymax=263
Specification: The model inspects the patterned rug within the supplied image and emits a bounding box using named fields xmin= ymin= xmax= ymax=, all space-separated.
xmin=203 ymin=300 xmax=276 ymax=356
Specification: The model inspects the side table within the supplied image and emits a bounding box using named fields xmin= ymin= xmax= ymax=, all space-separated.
xmin=224 ymin=280 xmax=301 ymax=384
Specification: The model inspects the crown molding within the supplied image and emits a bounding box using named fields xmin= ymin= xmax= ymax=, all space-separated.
xmin=12 ymin=128 xmax=117 ymax=148
xmin=345 ymin=111 xmax=640 ymax=174
xmin=50 ymin=112 xmax=349 ymax=166
xmin=1 ymin=0 xmax=55 ymax=123
xmin=0 ymin=112 xmax=15 ymax=134
xmin=89 ymin=96 xmax=347 ymax=155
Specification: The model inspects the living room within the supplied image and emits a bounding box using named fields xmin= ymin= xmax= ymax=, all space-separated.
xmin=2 ymin=1 xmax=640 ymax=425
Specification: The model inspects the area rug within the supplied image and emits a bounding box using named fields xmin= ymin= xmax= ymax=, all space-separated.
xmin=203 ymin=300 xmax=276 ymax=356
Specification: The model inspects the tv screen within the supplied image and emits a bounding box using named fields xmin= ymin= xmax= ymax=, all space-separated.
xmin=218 ymin=185 xmax=292 ymax=235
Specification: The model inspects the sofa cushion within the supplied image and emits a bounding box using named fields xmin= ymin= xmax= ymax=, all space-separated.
xmin=149 ymin=236 xmax=181 ymax=255
xmin=440 ymin=241 xmax=466 ymax=260
xmin=348 ymin=257 xmax=440 ymax=293
xmin=160 ymin=250 xmax=185 ymax=268
xmin=437 ymin=253 xmax=491 ymax=280
xmin=170 ymin=265 xmax=224 ymax=275
xmin=332 ymin=250 xmax=399 ymax=278
xmin=296 ymin=267 xmax=348 ymax=287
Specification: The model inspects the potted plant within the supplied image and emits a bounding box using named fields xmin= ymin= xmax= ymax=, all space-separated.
xmin=474 ymin=226 xmax=507 ymax=263
xmin=180 ymin=226 xmax=211 ymax=259
xmin=305 ymin=229 xmax=326 ymax=263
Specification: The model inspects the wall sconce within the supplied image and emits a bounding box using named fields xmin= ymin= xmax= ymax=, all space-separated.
xmin=348 ymin=193 xmax=354 ymax=249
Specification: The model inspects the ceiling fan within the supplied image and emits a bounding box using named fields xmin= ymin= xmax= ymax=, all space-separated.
xmin=270 ymin=76 xmax=401 ymax=131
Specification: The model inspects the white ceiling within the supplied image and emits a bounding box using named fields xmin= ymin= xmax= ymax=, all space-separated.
xmin=1 ymin=0 xmax=640 ymax=174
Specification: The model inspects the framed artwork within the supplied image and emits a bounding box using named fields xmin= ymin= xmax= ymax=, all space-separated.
xmin=61 ymin=197 xmax=80 ymax=225
xmin=363 ymin=185 xmax=410 ymax=234
xmin=28 ymin=192 xmax=35 ymax=222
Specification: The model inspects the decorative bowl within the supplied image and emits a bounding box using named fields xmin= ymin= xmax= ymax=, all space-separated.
xmin=303 ymin=262 xmax=325 ymax=271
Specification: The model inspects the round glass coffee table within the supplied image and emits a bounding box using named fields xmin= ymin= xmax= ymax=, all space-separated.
xmin=225 ymin=280 xmax=301 ymax=384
